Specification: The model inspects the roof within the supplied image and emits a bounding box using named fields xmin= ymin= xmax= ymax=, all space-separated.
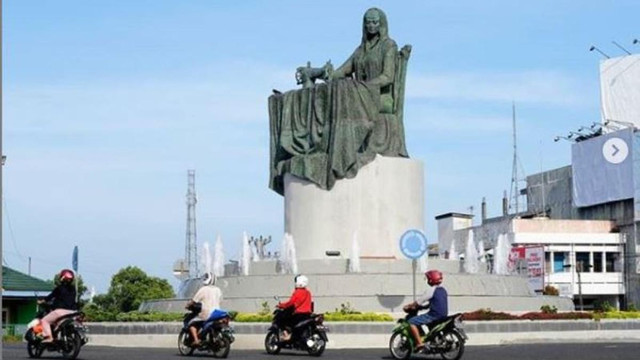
xmin=2 ymin=266 xmax=54 ymax=292
xmin=434 ymin=212 xmax=474 ymax=220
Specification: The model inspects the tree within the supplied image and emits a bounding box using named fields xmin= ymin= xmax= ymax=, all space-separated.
xmin=98 ymin=266 xmax=175 ymax=313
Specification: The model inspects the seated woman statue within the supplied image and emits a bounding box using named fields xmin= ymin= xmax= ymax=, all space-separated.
xmin=269 ymin=7 xmax=410 ymax=195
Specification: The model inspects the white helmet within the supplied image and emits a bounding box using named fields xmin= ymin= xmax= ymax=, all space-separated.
xmin=295 ymin=275 xmax=308 ymax=288
xmin=202 ymin=272 xmax=216 ymax=286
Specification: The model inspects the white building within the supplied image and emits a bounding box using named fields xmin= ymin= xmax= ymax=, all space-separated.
xmin=436 ymin=215 xmax=626 ymax=310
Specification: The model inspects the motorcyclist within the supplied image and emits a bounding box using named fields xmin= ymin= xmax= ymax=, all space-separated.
xmin=277 ymin=274 xmax=312 ymax=341
xmin=402 ymin=269 xmax=448 ymax=351
xmin=38 ymin=269 xmax=78 ymax=343
xmin=185 ymin=272 xmax=222 ymax=346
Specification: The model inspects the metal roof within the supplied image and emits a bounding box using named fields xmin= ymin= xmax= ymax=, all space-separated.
xmin=2 ymin=266 xmax=54 ymax=292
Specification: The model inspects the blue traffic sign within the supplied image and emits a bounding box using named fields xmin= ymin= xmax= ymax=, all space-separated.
xmin=399 ymin=229 xmax=428 ymax=259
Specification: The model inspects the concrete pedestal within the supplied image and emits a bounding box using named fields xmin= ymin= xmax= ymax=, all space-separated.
xmin=284 ymin=156 xmax=424 ymax=259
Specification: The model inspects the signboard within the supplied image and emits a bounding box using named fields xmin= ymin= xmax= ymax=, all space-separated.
xmin=399 ymin=229 xmax=428 ymax=260
xmin=572 ymin=128 xmax=634 ymax=207
xmin=525 ymin=246 xmax=544 ymax=292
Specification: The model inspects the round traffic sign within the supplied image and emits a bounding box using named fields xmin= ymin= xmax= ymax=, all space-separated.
xmin=399 ymin=229 xmax=428 ymax=259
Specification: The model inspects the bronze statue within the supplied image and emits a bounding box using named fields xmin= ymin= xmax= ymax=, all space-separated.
xmin=268 ymin=8 xmax=411 ymax=195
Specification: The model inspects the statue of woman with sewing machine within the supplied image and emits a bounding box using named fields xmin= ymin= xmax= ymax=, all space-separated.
xmin=268 ymin=7 xmax=412 ymax=195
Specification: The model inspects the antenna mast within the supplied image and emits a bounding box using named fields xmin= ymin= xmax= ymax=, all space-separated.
xmin=509 ymin=103 xmax=523 ymax=217
xmin=185 ymin=170 xmax=199 ymax=277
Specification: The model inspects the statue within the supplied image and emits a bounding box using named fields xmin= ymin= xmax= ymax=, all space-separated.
xmin=249 ymin=235 xmax=272 ymax=260
xmin=268 ymin=7 xmax=411 ymax=195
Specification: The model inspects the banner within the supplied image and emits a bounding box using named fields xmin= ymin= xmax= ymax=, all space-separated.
xmin=525 ymin=246 xmax=544 ymax=292
xmin=72 ymin=246 xmax=79 ymax=272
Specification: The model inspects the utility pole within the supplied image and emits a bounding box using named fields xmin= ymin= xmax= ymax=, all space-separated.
xmin=185 ymin=170 xmax=199 ymax=278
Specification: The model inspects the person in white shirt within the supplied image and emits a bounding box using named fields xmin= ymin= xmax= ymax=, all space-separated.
xmin=185 ymin=272 xmax=223 ymax=346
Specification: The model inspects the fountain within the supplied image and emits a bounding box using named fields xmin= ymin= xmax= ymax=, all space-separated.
xmin=464 ymin=230 xmax=479 ymax=274
xmin=494 ymin=233 xmax=512 ymax=275
xmin=201 ymin=242 xmax=212 ymax=274
xmin=448 ymin=239 xmax=458 ymax=260
xmin=348 ymin=231 xmax=361 ymax=273
xmin=240 ymin=232 xmax=252 ymax=276
xmin=279 ymin=233 xmax=298 ymax=274
xmin=213 ymin=235 xmax=225 ymax=277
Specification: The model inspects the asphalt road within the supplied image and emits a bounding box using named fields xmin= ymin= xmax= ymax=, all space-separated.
xmin=3 ymin=342 xmax=640 ymax=360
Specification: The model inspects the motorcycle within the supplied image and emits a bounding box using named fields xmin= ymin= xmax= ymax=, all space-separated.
xmin=24 ymin=302 xmax=88 ymax=359
xmin=264 ymin=305 xmax=328 ymax=356
xmin=389 ymin=305 xmax=467 ymax=360
xmin=178 ymin=303 xmax=235 ymax=358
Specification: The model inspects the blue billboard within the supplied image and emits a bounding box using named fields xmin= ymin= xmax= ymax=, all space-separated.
xmin=572 ymin=128 xmax=635 ymax=207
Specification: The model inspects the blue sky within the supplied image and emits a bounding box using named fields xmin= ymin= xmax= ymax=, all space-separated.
xmin=2 ymin=0 xmax=638 ymax=293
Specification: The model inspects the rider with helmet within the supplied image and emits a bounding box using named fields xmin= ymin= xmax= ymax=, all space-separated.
xmin=402 ymin=269 xmax=448 ymax=350
xmin=38 ymin=269 xmax=78 ymax=343
xmin=185 ymin=272 xmax=223 ymax=346
xmin=277 ymin=274 xmax=313 ymax=341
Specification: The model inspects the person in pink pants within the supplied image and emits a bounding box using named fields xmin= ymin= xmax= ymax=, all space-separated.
xmin=39 ymin=269 xmax=78 ymax=342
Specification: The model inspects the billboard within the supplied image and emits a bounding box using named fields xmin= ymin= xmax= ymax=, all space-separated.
xmin=600 ymin=55 xmax=640 ymax=129
xmin=572 ymin=128 xmax=634 ymax=207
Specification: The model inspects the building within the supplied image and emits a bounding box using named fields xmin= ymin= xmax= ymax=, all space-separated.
xmin=2 ymin=266 xmax=54 ymax=335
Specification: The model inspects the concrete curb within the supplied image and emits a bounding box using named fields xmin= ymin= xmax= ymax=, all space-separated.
xmin=85 ymin=320 xmax=640 ymax=349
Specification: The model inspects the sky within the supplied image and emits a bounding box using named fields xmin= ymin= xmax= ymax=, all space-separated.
xmin=2 ymin=0 xmax=639 ymax=294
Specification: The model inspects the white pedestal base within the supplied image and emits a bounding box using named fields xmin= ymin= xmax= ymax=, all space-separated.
xmin=284 ymin=155 xmax=425 ymax=259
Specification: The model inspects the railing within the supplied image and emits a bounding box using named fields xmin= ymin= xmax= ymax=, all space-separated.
xmin=2 ymin=323 xmax=28 ymax=336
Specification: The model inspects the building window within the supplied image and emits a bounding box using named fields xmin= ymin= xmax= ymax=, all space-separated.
xmin=593 ymin=252 xmax=603 ymax=273
xmin=576 ymin=252 xmax=591 ymax=272
xmin=554 ymin=252 xmax=568 ymax=272
xmin=2 ymin=308 xmax=8 ymax=326
xmin=606 ymin=252 xmax=620 ymax=272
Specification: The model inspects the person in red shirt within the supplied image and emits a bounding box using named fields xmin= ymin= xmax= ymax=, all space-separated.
xmin=277 ymin=275 xmax=312 ymax=341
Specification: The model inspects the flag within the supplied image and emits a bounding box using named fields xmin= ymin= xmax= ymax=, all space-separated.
xmin=72 ymin=246 xmax=79 ymax=272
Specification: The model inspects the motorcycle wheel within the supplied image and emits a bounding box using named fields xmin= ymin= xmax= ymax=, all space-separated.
xmin=211 ymin=334 xmax=231 ymax=358
xmin=389 ymin=332 xmax=412 ymax=360
xmin=178 ymin=329 xmax=195 ymax=356
xmin=264 ymin=330 xmax=281 ymax=355
xmin=439 ymin=331 xmax=465 ymax=360
xmin=26 ymin=330 xmax=44 ymax=359
xmin=60 ymin=330 xmax=83 ymax=360
xmin=306 ymin=331 xmax=326 ymax=357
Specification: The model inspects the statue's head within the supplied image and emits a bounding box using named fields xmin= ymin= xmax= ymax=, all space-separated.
xmin=362 ymin=8 xmax=388 ymax=42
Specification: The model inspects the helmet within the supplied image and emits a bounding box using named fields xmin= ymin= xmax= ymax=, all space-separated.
xmin=59 ymin=269 xmax=75 ymax=283
xmin=425 ymin=270 xmax=443 ymax=286
xmin=294 ymin=275 xmax=308 ymax=288
xmin=202 ymin=272 xmax=216 ymax=286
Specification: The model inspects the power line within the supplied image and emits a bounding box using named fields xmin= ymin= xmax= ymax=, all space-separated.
xmin=2 ymin=197 xmax=26 ymax=260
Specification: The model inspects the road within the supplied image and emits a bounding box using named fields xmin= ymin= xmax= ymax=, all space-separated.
xmin=2 ymin=343 xmax=640 ymax=360
xmin=3 ymin=342 xmax=640 ymax=360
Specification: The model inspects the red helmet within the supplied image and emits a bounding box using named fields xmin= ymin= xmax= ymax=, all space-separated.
xmin=425 ymin=270 xmax=443 ymax=286
xmin=59 ymin=269 xmax=75 ymax=282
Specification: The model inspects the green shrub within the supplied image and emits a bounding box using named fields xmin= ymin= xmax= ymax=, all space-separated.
xmin=596 ymin=311 xmax=640 ymax=319
xmin=115 ymin=311 xmax=183 ymax=322
xmin=233 ymin=313 xmax=272 ymax=322
xmin=2 ymin=334 xmax=23 ymax=343
xmin=334 ymin=302 xmax=361 ymax=315
xmin=540 ymin=305 xmax=558 ymax=314
xmin=324 ymin=312 xmax=393 ymax=322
